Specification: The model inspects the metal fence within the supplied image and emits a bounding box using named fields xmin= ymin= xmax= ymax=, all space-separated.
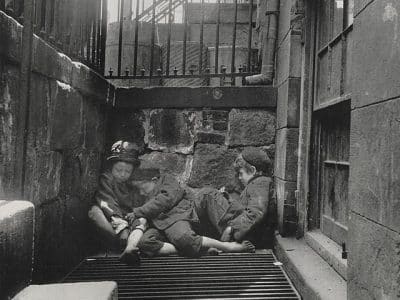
xmin=0 ymin=0 xmax=107 ymax=73
xmin=107 ymin=0 xmax=259 ymax=86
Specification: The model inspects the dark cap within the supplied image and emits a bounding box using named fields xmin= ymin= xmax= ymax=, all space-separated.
xmin=107 ymin=141 xmax=140 ymax=166
xmin=241 ymin=147 xmax=271 ymax=173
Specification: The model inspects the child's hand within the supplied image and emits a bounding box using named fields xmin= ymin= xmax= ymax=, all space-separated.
xmin=219 ymin=186 xmax=226 ymax=193
xmin=126 ymin=212 xmax=136 ymax=224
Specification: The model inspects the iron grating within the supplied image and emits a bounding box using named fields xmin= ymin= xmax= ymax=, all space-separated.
xmin=62 ymin=251 xmax=300 ymax=299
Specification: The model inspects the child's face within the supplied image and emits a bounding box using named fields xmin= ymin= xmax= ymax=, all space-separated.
xmin=111 ymin=161 xmax=134 ymax=183
xmin=238 ymin=167 xmax=256 ymax=186
xmin=135 ymin=179 xmax=157 ymax=196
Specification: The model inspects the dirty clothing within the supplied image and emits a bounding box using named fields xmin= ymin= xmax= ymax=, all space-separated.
xmin=95 ymin=171 xmax=144 ymax=220
xmin=138 ymin=221 xmax=203 ymax=258
xmin=132 ymin=175 xmax=199 ymax=230
xmin=195 ymin=175 xmax=272 ymax=243
xmin=134 ymin=175 xmax=203 ymax=257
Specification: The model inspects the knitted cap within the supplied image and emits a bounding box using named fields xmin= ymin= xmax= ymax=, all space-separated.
xmin=107 ymin=140 xmax=140 ymax=166
xmin=241 ymin=147 xmax=271 ymax=173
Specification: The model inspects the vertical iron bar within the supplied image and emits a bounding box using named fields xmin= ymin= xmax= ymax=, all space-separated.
xmin=96 ymin=0 xmax=102 ymax=68
xmin=182 ymin=0 xmax=188 ymax=74
xmin=141 ymin=0 xmax=144 ymax=13
xmin=166 ymin=0 xmax=172 ymax=76
xmin=231 ymin=0 xmax=237 ymax=85
xmin=0 ymin=0 xmax=4 ymax=11
xmin=149 ymin=0 xmax=156 ymax=80
xmin=247 ymin=0 xmax=253 ymax=70
xmin=100 ymin=0 xmax=108 ymax=73
xmin=117 ymin=0 xmax=125 ymax=76
xmin=91 ymin=3 xmax=96 ymax=65
xmin=214 ymin=0 xmax=220 ymax=74
xmin=199 ymin=0 xmax=204 ymax=73
xmin=133 ymin=0 xmax=140 ymax=75
xmin=15 ymin=0 xmax=34 ymax=197
xmin=86 ymin=0 xmax=91 ymax=63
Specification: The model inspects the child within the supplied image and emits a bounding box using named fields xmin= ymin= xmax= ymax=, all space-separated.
xmin=88 ymin=140 xmax=148 ymax=264
xmin=196 ymin=146 xmax=272 ymax=245
xmin=129 ymin=165 xmax=256 ymax=258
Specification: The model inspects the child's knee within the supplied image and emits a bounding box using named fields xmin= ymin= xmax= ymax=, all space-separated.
xmin=170 ymin=231 xmax=202 ymax=257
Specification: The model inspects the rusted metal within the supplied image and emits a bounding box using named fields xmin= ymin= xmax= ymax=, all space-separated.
xmin=149 ymin=0 xmax=156 ymax=80
xmin=214 ymin=0 xmax=221 ymax=74
xmin=100 ymin=0 xmax=108 ymax=73
xmin=182 ymin=0 xmax=188 ymax=75
xmin=199 ymin=0 xmax=204 ymax=74
xmin=230 ymin=0 xmax=238 ymax=85
xmin=63 ymin=253 xmax=300 ymax=300
xmin=117 ymin=0 xmax=124 ymax=76
xmin=133 ymin=0 xmax=140 ymax=75
xmin=247 ymin=0 xmax=254 ymax=70
xmin=166 ymin=0 xmax=173 ymax=76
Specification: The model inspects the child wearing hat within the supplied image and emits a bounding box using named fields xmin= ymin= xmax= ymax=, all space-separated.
xmin=195 ymin=146 xmax=273 ymax=245
xmin=88 ymin=140 xmax=148 ymax=264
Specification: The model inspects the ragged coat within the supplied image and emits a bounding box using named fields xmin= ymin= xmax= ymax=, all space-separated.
xmin=133 ymin=175 xmax=199 ymax=230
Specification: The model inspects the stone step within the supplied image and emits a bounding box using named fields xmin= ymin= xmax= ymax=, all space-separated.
xmin=274 ymin=234 xmax=347 ymax=300
xmin=0 ymin=200 xmax=35 ymax=298
xmin=13 ymin=282 xmax=118 ymax=300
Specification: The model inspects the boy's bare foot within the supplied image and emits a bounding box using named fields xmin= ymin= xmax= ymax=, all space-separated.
xmin=223 ymin=240 xmax=255 ymax=253
xmin=220 ymin=226 xmax=232 ymax=242
xmin=207 ymin=247 xmax=221 ymax=256
xmin=119 ymin=247 xmax=140 ymax=266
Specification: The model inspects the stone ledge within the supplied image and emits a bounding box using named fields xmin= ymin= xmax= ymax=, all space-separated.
xmin=0 ymin=11 xmax=115 ymax=105
xmin=0 ymin=200 xmax=35 ymax=299
xmin=13 ymin=281 xmax=118 ymax=300
xmin=305 ymin=230 xmax=347 ymax=280
xmin=274 ymin=234 xmax=347 ymax=300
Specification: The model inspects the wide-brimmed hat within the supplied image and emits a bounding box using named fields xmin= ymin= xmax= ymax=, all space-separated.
xmin=107 ymin=140 xmax=140 ymax=166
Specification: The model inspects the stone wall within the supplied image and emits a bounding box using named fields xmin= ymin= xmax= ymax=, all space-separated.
xmin=348 ymin=1 xmax=400 ymax=298
xmin=108 ymin=107 xmax=276 ymax=190
xmin=0 ymin=11 xmax=115 ymax=284
xmin=274 ymin=0 xmax=303 ymax=236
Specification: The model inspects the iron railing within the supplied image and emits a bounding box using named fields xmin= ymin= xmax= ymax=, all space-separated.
xmin=1 ymin=0 xmax=107 ymax=73
xmin=106 ymin=0 xmax=259 ymax=86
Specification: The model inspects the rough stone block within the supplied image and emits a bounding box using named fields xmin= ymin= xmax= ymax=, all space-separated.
xmin=23 ymin=150 xmax=62 ymax=205
xmin=188 ymin=143 xmax=238 ymax=189
xmin=277 ymin=77 xmax=301 ymax=129
xmin=82 ymin=100 xmax=106 ymax=151
xmin=49 ymin=80 xmax=83 ymax=150
xmin=228 ymin=109 xmax=276 ymax=146
xmin=0 ymin=11 xmax=22 ymax=63
xmin=276 ymin=32 xmax=302 ymax=86
xmin=0 ymin=200 xmax=34 ymax=299
xmin=139 ymin=152 xmax=187 ymax=179
xmin=350 ymin=99 xmax=400 ymax=232
xmin=276 ymin=177 xmax=297 ymax=236
xmin=108 ymin=110 xmax=145 ymax=151
xmin=348 ymin=212 xmax=400 ymax=300
xmin=0 ymin=64 xmax=20 ymax=198
xmin=274 ymin=128 xmax=299 ymax=182
xmin=352 ymin=0 xmax=400 ymax=108
xmin=27 ymin=74 xmax=51 ymax=149
xmin=148 ymin=109 xmax=199 ymax=154
xmin=13 ymin=281 xmax=118 ymax=300
xmin=31 ymin=35 xmax=73 ymax=84
xmin=196 ymin=131 xmax=225 ymax=145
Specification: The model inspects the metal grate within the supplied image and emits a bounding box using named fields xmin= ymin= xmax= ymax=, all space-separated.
xmin=63 ymin=251 xmax=300 ymax=299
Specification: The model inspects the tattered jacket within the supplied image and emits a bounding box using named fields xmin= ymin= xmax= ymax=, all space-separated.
xmin=133 ymin=175 xmax=199 ymax=230
xmin=227 ymin=176 xmax=272 ymax=242
xmin=95 ymin=172 xmax=144 ymax=219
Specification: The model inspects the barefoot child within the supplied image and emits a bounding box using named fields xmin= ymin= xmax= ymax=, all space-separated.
xmin=196 ymin=147 xmax=273 ymax=245
xmin=129 ymin=165 xmax=255 ymax=258
xmin=88 ymin=140 xmax=149 ymax=264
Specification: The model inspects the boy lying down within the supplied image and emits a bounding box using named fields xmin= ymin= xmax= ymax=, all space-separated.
xmin=121 ymin=147 xmax=272 ymax=265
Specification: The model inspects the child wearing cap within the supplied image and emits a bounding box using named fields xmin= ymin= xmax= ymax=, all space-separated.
xmin=88 ymin=140 xmax=148 ymax=264
xmin=195 ymin=146 xmax=273 ymax=245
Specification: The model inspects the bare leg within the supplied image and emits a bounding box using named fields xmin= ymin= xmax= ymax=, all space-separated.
xmin=201 ymin=236 xmax=255 ymax=253
xmin=120 ymin=218 xmax=148 ymax=265
xmin=157 ymin=242 xmax=179 ymax=256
